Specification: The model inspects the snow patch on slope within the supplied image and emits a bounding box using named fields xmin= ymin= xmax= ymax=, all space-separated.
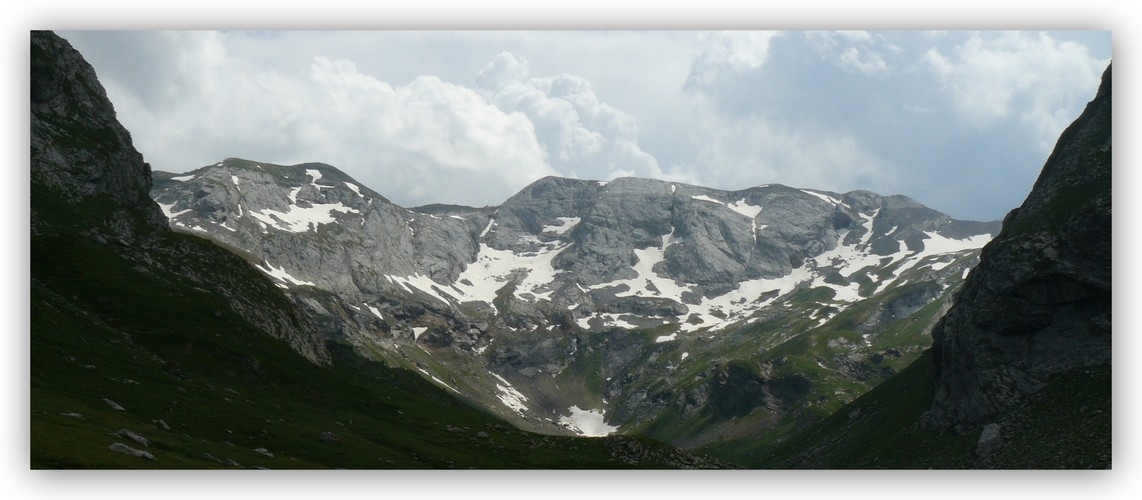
xmin=306 ymin=169 xmax=332 ymax=189
xmin=248 ymin=203 xmax=357 ymax=232
xmin=559 ymin=406 xmax=617 ymax=437
xmin=247 ymin=169 xmax=359 ymax=233
xmin=542 ymin=217 xmax=581 ymax=235
xmin=491 ymin=372 xmax=530 ymax=416
xmin=417 ymin=368 xmax=461 ymax=394
xmin=728 ymin=199 xmax=763 ymax=219
xmin=157 ymin=202 xmax=192 ymax=219
xmin=590 ymin=230 xmax=689 ymax=300
xmin=256 ymin=260 xmax=314 ymax=287
xmin=480 ymin=218 xmax=496 ymax=238
xmin=387 ymin=273 xmax=457 ymax=305
xmin=679 ymin=268 xmax=810 ymax=332
xmin=691 ymin=194 xmax=723 ymax=205
xmin=800 ymin=189 xmax=850 ymax=209
xmin=448 ymin=242 xmax=569 ymax=304
xmin=868 ymin=231 xmax=992 ymax=295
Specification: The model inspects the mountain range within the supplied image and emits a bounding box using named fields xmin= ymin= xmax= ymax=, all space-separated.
xmin=150 ymin=151 xmax=1000 ymax=447
xmin=30 ymin=29 xmax=1111 ymax=469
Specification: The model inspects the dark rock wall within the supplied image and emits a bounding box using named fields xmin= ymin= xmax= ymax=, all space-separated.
xmin=31 ymin=31 xmax=330 ymax=365
xmin=924 ymin=64 xmax=1112 ymax=432
xmin=31 ymin=30 xmax=166 ymax=235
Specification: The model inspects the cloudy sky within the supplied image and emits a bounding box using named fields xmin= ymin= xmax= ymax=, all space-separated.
xmin=55 ymin=29 xmax=1110 ymax=222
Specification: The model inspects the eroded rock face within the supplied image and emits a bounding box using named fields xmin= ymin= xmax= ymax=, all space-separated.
xmin=31 ymin=31 xmax=330 ymax=365
xmin=924 ymin=64 xmax=1112 ymax=432
xmin=155 ymin=164 xmax=1001 ymax=337
xmin=30 ymin=30 xmax=166 ymax=236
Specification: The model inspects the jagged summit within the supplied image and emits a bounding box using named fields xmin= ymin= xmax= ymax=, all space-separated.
xmin=154 ymin=159 xmax=999 ymax=314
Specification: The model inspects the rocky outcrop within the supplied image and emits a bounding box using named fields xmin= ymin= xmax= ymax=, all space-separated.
xmin=153 ymin=159 xmax=488 ymax=295
xmin=108 ymin=442 xmax=156 ymax=461
xmin=30 ymin=31 xmax=330 ymax=365
xmin=924 ymin=64 xmax=1112 ymax=432
xmin=31 ymin=30 xmax=166 ymax=238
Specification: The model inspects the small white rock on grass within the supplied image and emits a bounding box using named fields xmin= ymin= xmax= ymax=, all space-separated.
xmin=109 ymin=442 xmax=156 ymax=461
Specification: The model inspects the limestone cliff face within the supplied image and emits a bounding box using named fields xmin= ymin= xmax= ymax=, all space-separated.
xmin=30 ymin=31 xmax=330 ymax=365
xmin=31 ymin=30 xmax=166 ymax=237
xmin=154 ymin=161 xmax=1001 ymax=337
xmin=925 ymin=64 xmax=1112 ymax=432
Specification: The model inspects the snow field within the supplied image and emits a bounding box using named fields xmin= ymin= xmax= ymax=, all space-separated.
xmin=248 ymin=171 xmax=359 ymax=232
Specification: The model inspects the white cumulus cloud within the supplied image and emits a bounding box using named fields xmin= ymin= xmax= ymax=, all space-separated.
xmin=923 ymin=31 xmax=1110 ymax=151
xmin=686 ymin=31 xmax=781 ymax=86
xmin=57 ymin=29 xmax=1111 ymax=222
xmin=477 ymin=51 xmax=670 ymax=182
xmin=683 ymin=93 xmax=892 ymax=197
xmin=65 ymin=32 xmax=560 ymax=208
xmin=807 ymin=30 xmax=894 ymax=76
xmin=839 ymin=46 xmax=888 ymax=76
xmin=301 ymin=56 xmax=557 ymax=206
